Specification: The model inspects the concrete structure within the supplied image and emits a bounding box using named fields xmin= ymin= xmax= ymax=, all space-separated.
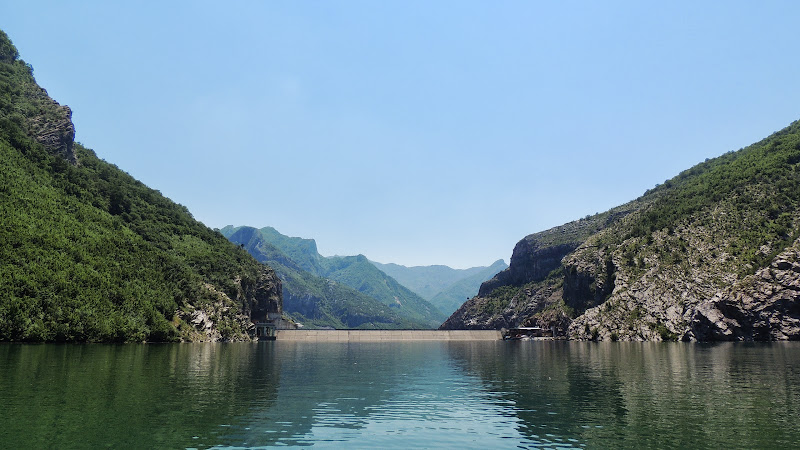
xmin=275 ymin=329 xmax=502 ymax=342
xmin=254 ymin=322 xmax=276 ymax=340
xmin=503 ymin=327 xmax=554 ymax=339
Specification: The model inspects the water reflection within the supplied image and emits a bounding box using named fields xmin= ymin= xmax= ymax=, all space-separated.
xmin=224 ymin=342 xmax=530 ymax=447
xmin=2 ymin=342 xmax=799 ymax=448
xmin=446 ymin=341 xmax=800 ymax=448
xmin=0 ymin=343 xmax=281 ymax=449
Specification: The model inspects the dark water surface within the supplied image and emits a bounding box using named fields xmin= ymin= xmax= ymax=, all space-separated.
xmin=1 ymin=341 xmax=798 ymax=448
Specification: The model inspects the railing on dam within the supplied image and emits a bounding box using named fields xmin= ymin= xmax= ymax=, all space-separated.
xmin=275 ymin=329 xmax=502 ymax=342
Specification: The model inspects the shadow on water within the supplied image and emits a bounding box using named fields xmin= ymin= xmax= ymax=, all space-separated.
xmin=0 ymin=343 xmax=281 ymax=449
xmin=445 ymin=341 xmax=800 ymax=449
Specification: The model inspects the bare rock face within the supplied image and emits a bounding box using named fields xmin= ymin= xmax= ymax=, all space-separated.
xmin=442 ymin=120 xmax=800 ymax=341
xmin=0 ymin=31 xmax=77 ymax=163
xmin=690 ymin=247 xmax=800 ymax=341
xmin=447 ymin=209 xmax=800 ymax=342
xmin=0 ymin=35 xmax=77 ymax=163
xmin=27 ymin=92 xmax=77 ymax=164
xmin=562 ymin=246 xmax=616 ymax=314
xmin=441 ymin=237 xmax=578 ymax=331
xmin=441 ymin=213 xmax=623 ymax=331
xmin=176 ymin=266 xmax=284 ymax=342
xmin=448 ymin=195 xmax=800 ymax=342
xmin=567 ymin=228 xmax=800 ymax=342
xmin=478 ymin=237 xmax=577 ymax=297
xmin=247 ymin=266 xmax=283 ymax=321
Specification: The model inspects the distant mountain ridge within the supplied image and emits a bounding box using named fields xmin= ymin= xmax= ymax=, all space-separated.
xmin=224 ymin=227 xmax=418 ymax=329
xmin=371 ymin=259 xmax=507 ymax=316
xmin=222 ymin=226 xmax=446 ymax=328
xmin=429 ymin=260 xmax=509 ymax=315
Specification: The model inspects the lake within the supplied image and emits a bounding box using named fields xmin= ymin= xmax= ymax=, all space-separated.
xmin=1 ymin=341 xmax=798 ymax=448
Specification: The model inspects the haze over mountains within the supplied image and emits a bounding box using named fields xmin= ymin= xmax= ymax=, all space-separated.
xmin=221 ymin=226 xmax=505 ymax=328
xmin=0 ymin=21 xmax=504 ymax=339
xmin=371 ymin=260 xmax=507 ymax=316
xmin=3 ymin=25 xmax=800 ymax=342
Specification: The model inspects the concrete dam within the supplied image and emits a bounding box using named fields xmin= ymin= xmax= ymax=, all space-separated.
xmin=276 ymin=329 xmax=502 ymax=342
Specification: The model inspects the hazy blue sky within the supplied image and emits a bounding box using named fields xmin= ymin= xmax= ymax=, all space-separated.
xmin=3 ymin=1 xmax=800 ymax=268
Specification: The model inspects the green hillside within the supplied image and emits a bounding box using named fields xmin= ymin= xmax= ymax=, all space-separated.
xmin=323 ymin=254 xmax=446 ymax=327
xmin=0 ymin=30 xmax=281 ymax=342
xmin=370 ymin=262 xmax=487 ymax=299
xmin=443 ymin=119 xmax=800 ymax=341
xmin=429 ymin=260 xmax=508 ymax=316
xmin=371 ymin=259 xmax=508 ymax=316
xmin=225 ymin=225 xmax=328 ymax=275
xmin=222 ymin=226 xmax=446 ymax=328
xmin=226 ymin=227 xmax=427 ymax=329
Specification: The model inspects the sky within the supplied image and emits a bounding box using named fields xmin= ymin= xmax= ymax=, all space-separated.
xmin=2 ymin=1 xmax=800 ymax=269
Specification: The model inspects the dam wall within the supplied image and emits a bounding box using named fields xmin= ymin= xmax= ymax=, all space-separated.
xmin=276 ymin=329 xmax=502 ymax=342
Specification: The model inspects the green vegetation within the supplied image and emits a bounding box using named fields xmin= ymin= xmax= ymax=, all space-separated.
xmin=455 ymin=118 xmax=800 ymax=338
xmin=322 ymin=254 xmax=446 ymax=326
xmin=481 ymin=285 xmax=521 ymax=313
xmin=224 ymin=226 xmax=445 ymax=328
xmin=652 ymin=322 xmax=678 ymax=341
xmin=0 ymin=30 xmax=271 ymax=342
xmin=223 ymin=226 xmax=327 ymax=275
xmin=372 ymin=259 xmax=508 ymax=316
xmin=628 ymin=123 xmax=800 ymax=273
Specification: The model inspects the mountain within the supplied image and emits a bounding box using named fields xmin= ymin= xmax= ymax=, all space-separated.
xmin=371 ymin=259 xmax=508 ymax=316
xmin=222 ymin=226 xmax=446 ymax=328
xmin=0 ymin=30 xmax=282 ymax=342
xmin=225 ymin=227 xmax=426 ymax=329
xmin=442 ymin=119 xmax=800 ymax=341
xmin=429 ymin=260 xmax=508 ymax=316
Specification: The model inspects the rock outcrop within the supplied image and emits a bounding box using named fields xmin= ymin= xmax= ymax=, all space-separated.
xmin=26 ymin=92 xmax=77 ymax=163
xmin=0 ymin=30 xmax=76 ymax=163
xmin=442 ymin=119 xmax=800 ymax=341
xmin=478 ymin=238 xmax=577 ymax=297
xmin=441 ymin=203 xmax=638 ymax=333
xmin=691 ymin=243 xmax=800 ymax=341
xmin=246 ymin=266 xmax=283 ymax=322
xmin=176 ymin=266 xmax=284 ymax=342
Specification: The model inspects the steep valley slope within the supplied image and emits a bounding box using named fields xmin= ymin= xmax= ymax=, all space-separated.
xmin=222 ymin=226 xmax=446 ymax=328
xmin=442 ymin=120 xmax=800 ymax=341
xmin=0 ymin=30 xmax=282 ymax=342
xmin=372 ymin=259 xmax=508 ymax=316
xmin=224 ymin=227 xmax=432 ymax=329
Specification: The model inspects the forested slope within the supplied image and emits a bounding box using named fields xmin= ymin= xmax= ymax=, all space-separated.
xmin=227 ymin=227 xmax=428 ymax=329
xmin=223 ymin=226 xmax=446 ymax=328
xmin=0 ymin=30 xmax=281 ymax=342
xmin=370 ymin=259 xmax=508 ymax=316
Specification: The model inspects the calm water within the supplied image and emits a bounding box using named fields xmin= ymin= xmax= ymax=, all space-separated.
xmin=1 ymin=341 xmax=799 ymax=449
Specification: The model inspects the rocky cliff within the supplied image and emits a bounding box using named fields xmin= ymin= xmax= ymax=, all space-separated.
xmin=691 ymin=243 xmax=800 ymax=341
xmin=0 ymin=30 xmax=76 ymax=163
xmin=177 ymin=267 xmax=283 ymax=342
xmin=441 ymin=202 xmax=640 ymax=332
xmin=443 ymin=120 xmax=800 ymax=341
